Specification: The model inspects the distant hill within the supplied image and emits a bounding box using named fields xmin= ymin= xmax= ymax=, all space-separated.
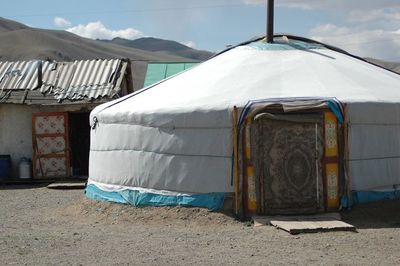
xmin=0 ymin=17 xmax=28 ymax=32
xmin=0 ymin=17 xmax=193 ymax=89
xmin=365 ymin=58 xmax=400 ymax=74
xmin=0 ymin=18 xmax=190 ymax=62
xmin=0 ymin=17 xmax=399 ymax=89
xmin=100 ymin=37 xmax=214 ymax=61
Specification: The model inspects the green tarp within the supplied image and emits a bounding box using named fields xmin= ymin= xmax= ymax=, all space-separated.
xmin=143 ymin=62 xmax=198 ymax=88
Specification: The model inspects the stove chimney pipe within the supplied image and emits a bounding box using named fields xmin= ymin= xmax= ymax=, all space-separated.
xmin=266 ymin=0 xmax=274 ymax=43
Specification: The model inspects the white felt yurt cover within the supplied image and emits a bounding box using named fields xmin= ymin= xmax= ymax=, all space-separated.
xmin=87 ymin=37 xmax=400 ymax=208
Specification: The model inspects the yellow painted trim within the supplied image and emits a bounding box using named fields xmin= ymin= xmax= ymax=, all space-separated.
xmin=246 ymin=165 xmax=257 ymax=212
xmin=245 ymin=118 xmax=251 ymax=159
xmin=326 ymin=163 xmax=339 ymax=209
xmin=324 ymin=112 xmax=338 ymax=157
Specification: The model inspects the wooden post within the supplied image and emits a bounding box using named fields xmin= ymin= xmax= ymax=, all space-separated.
xmin=232 ymin=106 xmax=240 ymax=215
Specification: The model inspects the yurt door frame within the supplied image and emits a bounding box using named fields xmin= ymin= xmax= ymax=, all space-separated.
xmin=240 ymin=108 xmax=340 ymax=216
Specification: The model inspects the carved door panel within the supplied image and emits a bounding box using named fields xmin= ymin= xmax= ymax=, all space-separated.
xmin=252 ymin=114 xmax=324 ymax=214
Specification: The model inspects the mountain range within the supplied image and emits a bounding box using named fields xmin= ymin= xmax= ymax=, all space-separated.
xmin=99 ymin=37 xmax=214 ymax=61
xmin=0 ymin=17 xmax=195 ymax=62
xmin=0 ymin=16 xmax=399 ymax=88
xmin=365 ymin=58 xmax=400 ymax=74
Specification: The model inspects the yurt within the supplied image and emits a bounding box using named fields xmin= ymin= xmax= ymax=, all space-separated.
xmin=86 ymin=35 xmax=400 ymax=217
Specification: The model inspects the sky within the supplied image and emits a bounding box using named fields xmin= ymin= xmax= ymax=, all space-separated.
xmin=2 ymin=0 xmax=400 ymax=61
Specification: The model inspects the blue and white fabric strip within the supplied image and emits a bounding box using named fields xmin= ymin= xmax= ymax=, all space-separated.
xmin=341 ymin=190 xmax=400 ymax=208
xmin=327 ymin=99 xmax=344 ymax=124
xmin=85 ymin=184 xmax=225 ymax=211
xmin=351 ymin=190 xmax=400 ymax=205
xmin=245 ymin=40 xmax=324 ymax=51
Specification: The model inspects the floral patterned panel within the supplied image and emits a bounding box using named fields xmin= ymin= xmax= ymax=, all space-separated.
xmin=35 ymin=157 xmax=67 ymax=177
xmin=36 ymin=136 xmax=66 ymax=155
xmin=34 ymin=115 xmax=65 ymax=135
xmin=33 ymin=113 xmax=68 ymax=178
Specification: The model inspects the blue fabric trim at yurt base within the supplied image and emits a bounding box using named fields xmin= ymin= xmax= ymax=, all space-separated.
xmin=341 ymin=190 xmax=400 ymax=208
xmin=85 ymin=184 xmax=225 ymax=211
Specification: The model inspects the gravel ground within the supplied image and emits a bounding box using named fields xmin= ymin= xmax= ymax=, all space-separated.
xmin=1 ymin=185 xmax=400 ymax=265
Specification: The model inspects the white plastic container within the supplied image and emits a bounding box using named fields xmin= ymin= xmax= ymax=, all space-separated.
xmin=19 ymin=157 xmax=32 ymax=179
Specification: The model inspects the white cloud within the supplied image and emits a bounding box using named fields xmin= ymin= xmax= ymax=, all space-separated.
xmin=66 ymin=21 xmax=142 ymax=40
xmin=54 ymin=17 xmax=72 ymax=28
xmin=349 ymin=9 xmax=400 ymax=23
xmin=310 ymin=24 xmax=400 ymax=60
xmin=242 ymin=1 xmax=400 ymax=60
xmin=183 ymin=41 xmax=196 ymax=48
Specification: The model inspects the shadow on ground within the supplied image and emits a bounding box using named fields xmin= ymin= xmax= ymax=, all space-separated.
xmin=0 ymin=184 xmax=50 ymax=190
xmin=341 ymin=199 xmax=400 ymax=229
xmin=0 ymin=177 xmax=87 ymax=190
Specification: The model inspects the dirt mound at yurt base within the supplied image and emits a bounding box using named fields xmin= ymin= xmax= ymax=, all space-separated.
xmin=52 ymin=197 xmax=240 ymax=227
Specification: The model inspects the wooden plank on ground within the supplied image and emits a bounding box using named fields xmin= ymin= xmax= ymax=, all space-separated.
xmin=253 ymin=213 xmax=341 ymax=226
xmin=252 ymin=213 xmax=356 ymax=234
xmin=47 ymin=181 xmax=86 ymax=189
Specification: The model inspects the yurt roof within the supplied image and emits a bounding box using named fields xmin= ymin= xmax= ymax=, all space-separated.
xmin=92 ymin=35 xmax=400 ymax=125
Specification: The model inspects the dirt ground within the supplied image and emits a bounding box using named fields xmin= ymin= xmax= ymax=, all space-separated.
xmin=1 ymin=185 xmax=400 ymax=265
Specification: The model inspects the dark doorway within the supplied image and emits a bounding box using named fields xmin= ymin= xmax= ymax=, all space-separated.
xmin=69 ymin=112 xmax=90 ymax=177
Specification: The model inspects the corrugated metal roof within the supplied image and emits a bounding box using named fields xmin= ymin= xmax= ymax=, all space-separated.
xmin=0 ymin=59 xmax=130 ymax=104
xmin=0 ymin=60 xmax=41 ymax=90
xmin=41 ymin=59 xmax=128 ymax=101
